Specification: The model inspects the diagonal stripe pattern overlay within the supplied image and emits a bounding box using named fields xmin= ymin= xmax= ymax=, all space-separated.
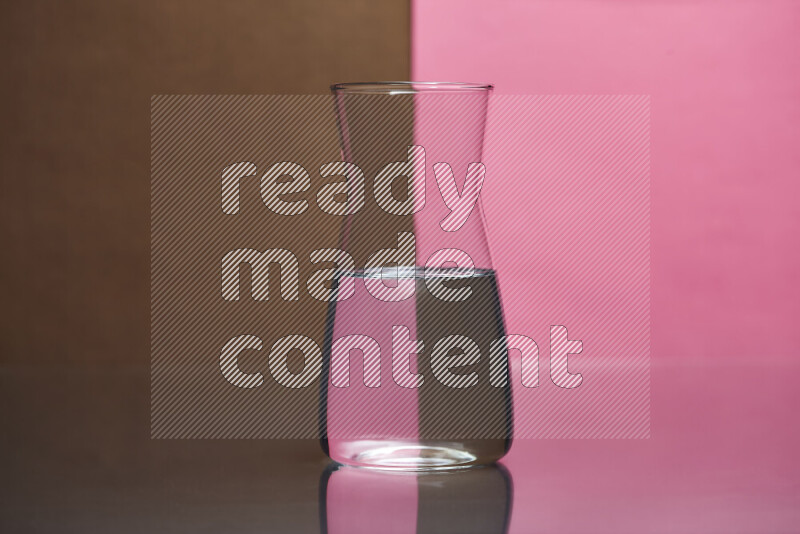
xmin=151 ymin=95 xmax=650 ymax=439
xmin=484 ymin=95 xmax=651 ymax=439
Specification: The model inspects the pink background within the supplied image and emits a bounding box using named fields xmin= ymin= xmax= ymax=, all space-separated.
xmin=414 ymin=0 xmax=800 ymax=365
xmin=412 ymin=0 xmax=800 ymax=531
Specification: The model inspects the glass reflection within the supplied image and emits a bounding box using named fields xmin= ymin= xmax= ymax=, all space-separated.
xmin=319 ymin=462 xmax=513 ymax=534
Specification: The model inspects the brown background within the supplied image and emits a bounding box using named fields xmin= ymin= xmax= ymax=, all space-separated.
xmin=1 ymin=1 xmax=408 ymax=531
xmin=1 ymin=0 xmax=408 ymax=368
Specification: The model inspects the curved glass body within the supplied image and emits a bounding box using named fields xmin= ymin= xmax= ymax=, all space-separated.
xmin=320 ymin=82 xmax=512 ymax=470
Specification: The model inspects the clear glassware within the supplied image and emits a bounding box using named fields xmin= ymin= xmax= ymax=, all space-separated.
xmin=320 ymin=82 xmax=512 ymax=470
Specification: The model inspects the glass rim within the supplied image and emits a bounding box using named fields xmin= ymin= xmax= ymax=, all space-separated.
xmin=331 ymin=81 xmax=493 ymax=94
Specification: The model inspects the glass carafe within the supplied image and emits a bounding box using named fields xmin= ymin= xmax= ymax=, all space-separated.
xmin=320 ymin=82 xmax=512 ymax=469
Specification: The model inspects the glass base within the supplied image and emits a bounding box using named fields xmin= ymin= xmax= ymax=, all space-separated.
xmin=353 ymin=445 xmax=476 ymax=470
xmin=326 ymin=439 xmax=508 ymax=471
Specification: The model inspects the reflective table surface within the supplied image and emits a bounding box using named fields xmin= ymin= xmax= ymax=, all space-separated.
xmin=2 ymin=359 xmax=798 ymax=533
